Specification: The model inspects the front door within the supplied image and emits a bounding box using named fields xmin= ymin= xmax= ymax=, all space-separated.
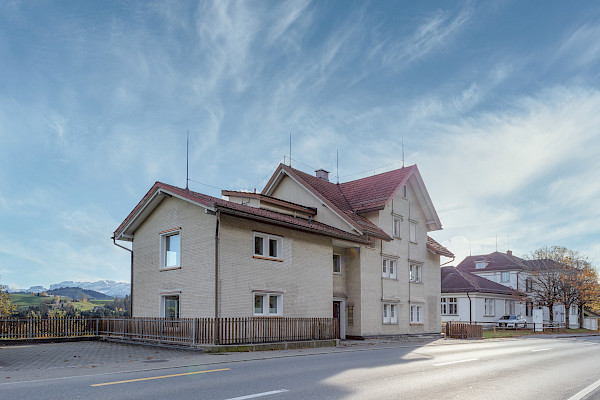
xmin=333 ymin=299 xmax=346 ymax=339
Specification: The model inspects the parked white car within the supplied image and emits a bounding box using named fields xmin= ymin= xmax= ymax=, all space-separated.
xmin=496 ymin=315 xmax=527 ymax=328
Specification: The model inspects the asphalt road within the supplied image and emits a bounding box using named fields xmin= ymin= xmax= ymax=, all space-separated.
xmin=3 ymin=336 xmax=600 ymax=399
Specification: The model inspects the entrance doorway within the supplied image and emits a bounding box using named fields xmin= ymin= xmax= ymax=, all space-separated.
xmin=333 ymin=299 xmax=346 ymax=339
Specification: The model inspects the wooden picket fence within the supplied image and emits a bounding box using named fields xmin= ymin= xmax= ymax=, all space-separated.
xmin=0 ymin=317 xmax=98 ymax=339
xmin=445 ymin=321 xmax=483 ymax=339
xmin=1 ymin=317 xmax=339 ymax=346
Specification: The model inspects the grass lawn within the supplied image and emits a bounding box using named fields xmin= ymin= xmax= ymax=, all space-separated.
xmin=72 ymin=300 xmax=112 ymax=312
xmin=484 ymin=328 xmax=598 ymax=339
xmin=9 ymin=294 xmax=48 ymax=309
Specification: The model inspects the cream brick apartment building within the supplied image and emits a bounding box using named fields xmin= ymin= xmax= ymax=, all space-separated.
xmin=113 ymin=163 xmax=453 ymax=338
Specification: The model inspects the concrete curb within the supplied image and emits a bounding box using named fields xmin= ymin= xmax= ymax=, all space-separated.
xmin=202 ymin=339 xmax=339 ymax=353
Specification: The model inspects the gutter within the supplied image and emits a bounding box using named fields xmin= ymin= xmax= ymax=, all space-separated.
xmin=112 ymin=236 xmax=133 ymax=316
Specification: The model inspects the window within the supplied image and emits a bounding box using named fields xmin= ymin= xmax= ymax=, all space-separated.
xmin=441 ymin=297 xmax=457 ymax=315
xmin=161 ymin=230 xmax=181 ymax=269
xmin=392 ymin=216 xmax=402 ymax=239
xmin=410 ymin=305 xmax=423 ymax=323
xmin=526 ymin=301 xmax=533 ymax=317
xmin=525 ymin=277 xmax=533 ymax=291
xmin=484 ymin=298 xmax=495 ymax=316
xmin=163 ymin=295 xmax=180 ymax=319
xmin=501 ymin=272 xmax=510 ymax=282
xmin=409 ymin=221 xmax=418 ymax=243
xmin=505 ymin=300 xmax=515 ymax=315
xmin=383 ymin=303 xmax=398 ymax=324
xmin=253 ymin=232 xmax=283 ymax=260
xmin=253 ymin=292 xmax=282 ymax=316
xmin=402 ymin=185 xmax=408 ymax=199
xmin=333 ymin=254 xmax=341 ymax=274
xmin=570 ymin=305 xmax=578 ymax=315
xmin=382 ymin=258 xmax=397 ymax=279
xmin=409 ymin=264 xmax=422 ymax=282
xmin=475 ymin=261 xmax=488 ymax=269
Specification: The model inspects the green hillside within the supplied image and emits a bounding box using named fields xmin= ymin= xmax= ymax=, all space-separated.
xmin=9 ymin=294 xmax=48 ymax=309
xmin=47 ymin=287 xmax=113 ymax=300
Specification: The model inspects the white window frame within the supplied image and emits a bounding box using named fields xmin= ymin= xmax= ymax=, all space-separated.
xmin=333 ymin=253 xmax=342 ymax=275
xmin=440 ymin=297 xmax=457 ymax=315
xmin=501 ymin=272 xmax=510 ymax=282
xmin=570 ymin=305 xmax=578 ymax=315
xmin=253 ymin=292 xmax=283 ymax=316
xmin=484 ymin=298 xmax=495 ymax=316
xmin=253 ymin=232 xmax=283 ymax=261
xmin=402 ymin=185 xmax=408 ymax=199
xmin=383 ymin=303 xmax=398 ymax=324
xmin=392 ymin=215 xmax=402 ymax=239
xmin=475 ymin=261 xmax=488 ymax=269
xmin=409 ymin=221 xmax=418 ymax=243
xmin=409 ymin=263 xmax=422 ymax=283
xmin=161 ymin=294 xmax=180 ymax=319
xmin=160 ymin=229 xmax=181 ymax=270
xmin=382 ymin=257 xmax=397 ymax=279
xmin=410 ymin=305 xmax=423 ymax=324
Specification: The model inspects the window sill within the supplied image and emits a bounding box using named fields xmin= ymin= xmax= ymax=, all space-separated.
xmin=160 ymin=266 xmax=182 ymax=271
xmin=333 ymin=272 xmax=342 ymax=275
xmin=253 ymin=255 xmax=284 ymax=262
xmin=409 ymin=281 xmax=423 ymax=284
xmin=410 ymin=323 xmax=424 ymax=326
xmin=382 ymin=322 xmax=398 ymax=325
xmin=382 ymin=277 xmax=398 ymax=280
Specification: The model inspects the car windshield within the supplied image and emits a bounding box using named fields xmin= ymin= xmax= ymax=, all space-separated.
xmin=500 ymin=316 xmax=510 ymax=320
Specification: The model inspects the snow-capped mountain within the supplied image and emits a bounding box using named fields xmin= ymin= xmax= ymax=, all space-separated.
xmin=13 ymin=280 xmax=130 ymax=298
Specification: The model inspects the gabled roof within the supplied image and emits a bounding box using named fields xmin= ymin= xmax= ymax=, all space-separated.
xmin=262 ymin=163 xmax=443 ymax=240
xmin=441 ymin=266 xmax=523 ymax=296
xmin=114 ymin=182 xmax=371 ymax=245
xmin=427 ymin=236 xmax=454 ymax=258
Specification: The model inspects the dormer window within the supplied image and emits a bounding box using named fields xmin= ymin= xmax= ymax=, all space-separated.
xmin=475 ymin=261 xmax=488 ymax=269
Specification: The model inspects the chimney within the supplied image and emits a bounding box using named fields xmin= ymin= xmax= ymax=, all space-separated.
xmin=507 ymin=250 xmax=512 ymax=256
xmin=315 ymin=169 xmax=330 ymax=182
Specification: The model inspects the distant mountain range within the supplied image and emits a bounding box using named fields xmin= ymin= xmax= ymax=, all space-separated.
xmin=11 ymin=280 xmax=130 ymax=298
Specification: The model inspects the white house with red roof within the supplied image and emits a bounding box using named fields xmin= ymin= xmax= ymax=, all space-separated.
xmin=456 ymin=251 xmax=581 ymax=328
xmin=113 ymin=163 xmax=453 ymax=338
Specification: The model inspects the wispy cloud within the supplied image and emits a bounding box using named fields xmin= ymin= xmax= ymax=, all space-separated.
xmin=557 ymin=23 xmax=600 ymax=67
xmin=379 ymin=6 xmax=473 ymax=68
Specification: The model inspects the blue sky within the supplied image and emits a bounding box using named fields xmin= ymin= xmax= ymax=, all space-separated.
xmin=1 ymin=1 xmax=599 ymax=289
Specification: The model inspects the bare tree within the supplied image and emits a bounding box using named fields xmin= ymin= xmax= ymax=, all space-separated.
xmin=527 ymin=246 xmax=599 ymax=328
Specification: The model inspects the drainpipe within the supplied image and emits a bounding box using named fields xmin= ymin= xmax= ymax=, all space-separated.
xmin=214 ymin=209 xmax=221 ymax=344
xmin=466 ymin=292 xmax=472 ymax=324
xmin=112 ymin=236 xmax=133 ymax=316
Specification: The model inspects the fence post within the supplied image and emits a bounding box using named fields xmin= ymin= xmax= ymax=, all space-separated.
xmin=122 ymin=317 xmax=125 ymax=339
xmin=192 ymin=318 xmax=197 ymax=346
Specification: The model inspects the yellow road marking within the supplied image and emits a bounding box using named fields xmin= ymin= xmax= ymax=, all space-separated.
xmin=91 ymin=368 xmax=230 ymax=387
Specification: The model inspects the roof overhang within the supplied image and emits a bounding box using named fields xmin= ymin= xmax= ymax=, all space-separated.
xmin=114 ymin=187 xmax=214 ymax=241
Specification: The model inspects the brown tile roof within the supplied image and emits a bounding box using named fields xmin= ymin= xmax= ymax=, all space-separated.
xmin=114 ymin=182 xmax=371 ymax=244
xmin=441 ymin=266 xmax=523 ymax=296
xmin=427 ymin=236 xmax=454 ymax=258
xmin=275 ymin=165 xmax=393 ymax=240
xmin=339 ymin=166 xmax=416 ymax=212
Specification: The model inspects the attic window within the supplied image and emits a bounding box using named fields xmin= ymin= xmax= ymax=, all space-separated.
xmin=402 ymin=185 xmax=408 ymax=199
xmin=475 ymin=261 xmax=488 ymax=269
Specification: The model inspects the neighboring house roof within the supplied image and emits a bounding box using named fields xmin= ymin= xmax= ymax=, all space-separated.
xmin=457 ymin=251 xmax=563 ymax=273
xmin=427 ymin=236 xmax=454 ymax=258
xmin=441 ymin=266 xmax=523 ymax=296
xmin=114 ymin=182 xmax=371 ymax=245
xmin=456 ymin=251 xmax=529 ymax=272
xmin=262 ymin=163 xmax=443 ymax=240
xmin=584 ymin=309 xmax=600 ymax=318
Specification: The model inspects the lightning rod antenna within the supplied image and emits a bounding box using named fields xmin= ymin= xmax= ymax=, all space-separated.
xmin=186 ymin=130 xmax=189 ymax=190
xmin=402 ymin=136 xmax=405 ymax=168
xmin=289 ymin=132 xmax=292 ymax=167
xmin=336 ymin=149 xmax=339 ymax=184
